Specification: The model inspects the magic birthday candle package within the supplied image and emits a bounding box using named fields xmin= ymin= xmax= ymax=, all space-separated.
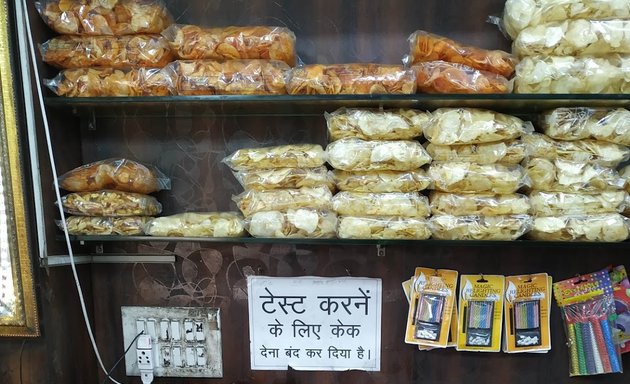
xmin=503 ymin=273 xmax=552 ymax=353
xmin=553 ymin=269 xmax=622 ymax=376
xmin=457 ymin=274 xmax=505 ymax=352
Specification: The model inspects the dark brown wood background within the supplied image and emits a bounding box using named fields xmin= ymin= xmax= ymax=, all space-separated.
xmin=1 ymin=1 xmax=629 ymax=383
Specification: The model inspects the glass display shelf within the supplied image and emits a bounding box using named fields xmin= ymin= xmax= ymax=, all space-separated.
xmin=69 ymin=235 xmax=630 ymax=249
xmin=44 ymin=94 xmax=630 ymax=117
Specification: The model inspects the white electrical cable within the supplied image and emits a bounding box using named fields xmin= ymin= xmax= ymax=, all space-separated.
xmin=19 ymin=1 xmax=123 ymax=383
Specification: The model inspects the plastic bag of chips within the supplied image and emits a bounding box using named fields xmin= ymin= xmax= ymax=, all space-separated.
xmin=428 ymin=162 xmax=530 ymax=194
xmin=45 ymin=67 xmax=173 ymax=97
xmin=233 ymin=186 xmax=333 ymax=217
xmin=166 ymin=59 xmax=290 ymax=95
xmin=407 ymin=30 xmax=516 ymax=77
xmin=245 ymin=209 xmax=337 ymax=238
xmin=426 ymin=139 xmax=526 ymax=165
xmin=513 ymin=20 xmax=630 ymax=58
xmin=429 ymin=214 xmax=532 ymax=240
xmin=525 ymin=158 xmax=626 ymax=192
xmin=58 ymin=216 xmax=150 ymax=235
xmin=326 ymin=139 xmax=431 ymax=171
xmin=161 ymin=24 xmax=296 ymax=66
xmin=331 ymin=192 xmax=430 ymax=217
xmin=529 ymin=214 xmax=630 ymax=242
xmin=414 ymin=61 xmax=513 ymax=94
xmin=422 ymin=108 xmax=533 ymax=145
xmin=429 ymin=192 xmax=530 ymax=216
xmin=285 ymin=64 xmax=416 ymax=94
xmin=40 ymin=34 xmax=173 ymax=69
xmin=61 ymin=190 xmax=162 ymax=216
xmin=325 ymin=108 xmax=429 ymax=141
xmin=540 ymin=108 xmax=630 ymax=146
xmin=337 ymin=216 xmax=431 ymax=240
xmin=58 ymin=158 xmax=171 ymax=194
xmin=514 ymin=55 xmax=630 ymax=93
xmin=332 ymin=169 xmax=432 ymax=193
xmin=529 ymin=190 xmax=629 ymax=216
xmin=523 ymin=132 xmax=630 ymax=167
xmin=145 ymin=212 xmax=245 ymax=237
xmin=233 ymin=166 xmax=335 ymax=191
xmin=223 ymin=144 xmax=326 ymax=171
xmin=36 ymin=0 xmax=173 ymax=35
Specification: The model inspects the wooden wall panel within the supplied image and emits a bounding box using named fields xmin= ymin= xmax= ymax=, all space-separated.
xmin=0 ymin=0 xmax=628 ymax=383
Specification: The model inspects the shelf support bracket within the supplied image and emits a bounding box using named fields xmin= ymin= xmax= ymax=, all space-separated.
xmin=376 ymin=244 xmax=386 ymax=257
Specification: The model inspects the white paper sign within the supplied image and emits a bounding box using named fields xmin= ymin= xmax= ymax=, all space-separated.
xmin=247 ymin=276 xmax=382 ymax=371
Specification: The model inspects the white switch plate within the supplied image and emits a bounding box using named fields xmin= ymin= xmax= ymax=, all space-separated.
xmin=121 ymin=306 xmax=223 ymax=378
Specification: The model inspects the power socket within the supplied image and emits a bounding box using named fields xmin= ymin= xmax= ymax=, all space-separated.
xmin=136 ymin=334 xmax=154 ymax=384
xmin=121 ymin=306 xmax=223 ymax=378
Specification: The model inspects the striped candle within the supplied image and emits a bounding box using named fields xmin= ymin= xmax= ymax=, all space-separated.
xmin=573 ymin=322 xmax=587 ymax=375
xmin=592 ymin=320 xmax=612 ymax=373
xmin=580 ymin=322 xmax=596 ymax=374
xmin=567 ymin=323 xmax=580 ymax=376
xmin=600 ymin=318 xmax=621 ymax=373
xmin=587 ymin=322 xmax=604 ymax=374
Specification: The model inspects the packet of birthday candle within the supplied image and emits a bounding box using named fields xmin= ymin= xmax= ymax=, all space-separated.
xmin=553 ymin=269 xmax=622 ymax=376
xmin=405 ymin=268 xmax=458 ymax=348
xmin=403 ymin=276 xmax=458 ymax=350
xmin=608 ymin=265 xmax=630 ymax=354
xmin=503 ymin=273 xmax=551 ymax=353
xmin=457 ymin=274 xmax=505 ymax=352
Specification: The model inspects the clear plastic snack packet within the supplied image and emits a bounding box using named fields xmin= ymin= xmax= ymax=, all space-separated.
xmin=40 ymin=34 xmax=174 ymax=69
xmin=331 ymin=192 xmax=430 ymax=217
xmin=326 ymin=138 xmax=431 ymax=171
xmin=524 ymin=158 xmax=626 ymax=192
xmin=422 ymin=108 xmax=533 ymax=145
xmin=529 ymin=191 xmax=628 ymax=216
xmin=61 ymin=190 xmax=162 ymax=217
xmin=540 ymin=108 xmax=630 ymax=146
xmin=245 ymin=209 xmax=337 ymax=238
xmin=285 ymin=64 xmax=416 ymax=94
xmin=165 ymin=59 xmax=290 ymax=95
xmin=223 ymin=144 xmax=326 ymax=171
xmin=332 ymin=169 xmax=432 ymax=193
xmin=162 ymin=24 xmax=297 ymax=66
xmin=233 ymin=166 xmax=335 ymax=191
xmin=428 ymin=162 xmax=530 ymax=194
xmin=622 ymin=165 xmax=630 ymax=193
xmin=529 ymin=213 xmax=630 ymax=242
xmin=429 ymin=192 xmax=530 ymax=216
xmin=36 ymin=0 xmax=173 ymax=35
xmin=426 ymin=139 xmax=526 ymax=165
xmin=144 ymin=212 xmax=246 ymax=237
xmin=413 ymin=61 xmax=513 ymax=94
xmin=325 ymin=108 xmax=429 ymax=141
xmin=407 ymin=30 xmax=516 ymax=77
xmin=514 ymin=55 xmax=630 ymax=93
xmin=58 ymin=158 xmax=171 ymax=194
xmin=233 ymin=186 xmax=333 ymax=217
xmin=503 ymin=0 xmax=630 ymax=39
xmin=429 ymin=214 xmax=532 ymax=241
xmin=45 ymin=67 xmax=173 ymax=97
xmin=58 ymin=216 xmax=150 ymax=236
xmin=513 ymin=20 xmax=630 ymax=58
xmin=523 ymin=133 xmax=630 ymax=167
xmin=337 ymin=216 xmax=431 ymax=240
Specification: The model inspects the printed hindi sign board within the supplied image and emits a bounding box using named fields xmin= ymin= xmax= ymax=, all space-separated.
xmin=248 ymin=276 xmax=382 ymax=371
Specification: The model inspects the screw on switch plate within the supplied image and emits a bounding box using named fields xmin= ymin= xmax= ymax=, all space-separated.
xmin=121 ymin=307 xmax=223 ymax=378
